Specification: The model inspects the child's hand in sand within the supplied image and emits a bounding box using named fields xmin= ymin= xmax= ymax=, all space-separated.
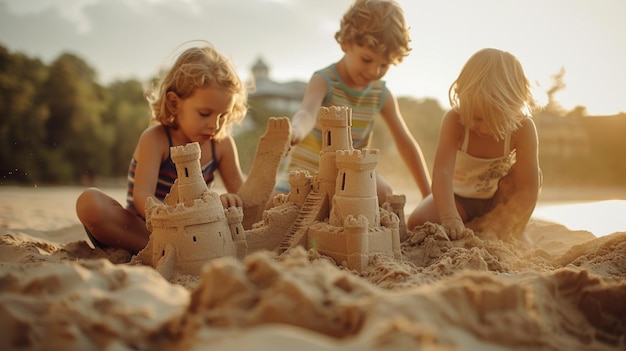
xmin=442 ymin=214 xmax=470 ymax=240
xmin=219 ymin=193 xmax=242 ymax=209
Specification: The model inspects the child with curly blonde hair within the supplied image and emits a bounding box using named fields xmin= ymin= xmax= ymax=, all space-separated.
xmin=408 ymin=48 xmax=541 ymax=241
xmin=76 ymin=41 xmax=247 ymax=253
xmin=272 ymin=0 xmax=431 ymax=205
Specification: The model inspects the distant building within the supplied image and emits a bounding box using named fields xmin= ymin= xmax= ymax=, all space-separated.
xmin=247 ymin=57 xmax=307 ymax=117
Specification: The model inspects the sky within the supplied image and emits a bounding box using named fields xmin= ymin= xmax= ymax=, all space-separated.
xmin=1 ymin=0 xmax=625 ymax=115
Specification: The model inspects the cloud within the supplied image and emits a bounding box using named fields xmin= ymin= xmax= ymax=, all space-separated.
xmin=0 ymin=0 xmax=349 ymax=83
xmin=1 ymin=0 xmax=626 ymax=114
xmin=1 ymin=0 xmax=98 ymax=33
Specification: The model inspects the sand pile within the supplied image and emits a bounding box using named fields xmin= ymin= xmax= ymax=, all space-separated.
xmin=1 ymin=218 xmax=625 ymax=351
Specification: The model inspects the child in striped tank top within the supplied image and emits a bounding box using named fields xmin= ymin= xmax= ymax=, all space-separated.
xmin=271 ymin=0 xmax=432 ymax=208
xmin=76 ymin=41 xmax=248 ymax=253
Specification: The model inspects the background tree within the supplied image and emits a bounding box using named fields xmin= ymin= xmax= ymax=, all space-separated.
xmin=1 ymin=46 xmax=624 ymax=189
xmin=103 ymin=79 xmax=150 ymax=177
xmin=39 ymin=53 xmax=112 ymax=183
xmin=0 ymin=46 xmax=49 ymax=183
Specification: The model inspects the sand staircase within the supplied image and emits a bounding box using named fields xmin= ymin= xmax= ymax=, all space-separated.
xmin=277 ymin=191 xmax=326 ymax=255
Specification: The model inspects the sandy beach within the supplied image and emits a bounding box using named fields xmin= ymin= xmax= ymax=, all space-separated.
xmin=1 ymin=185 xmax=625 ymax=350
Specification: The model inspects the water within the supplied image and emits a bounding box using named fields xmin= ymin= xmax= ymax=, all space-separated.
xmin=532 ymin=200 xmax=626 ymax=236
xmin=1 ymin=186 xmax=624 ymax=238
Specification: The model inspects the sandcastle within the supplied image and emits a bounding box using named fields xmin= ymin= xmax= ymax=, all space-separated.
xmin=135 ymin=107 xmax=406 ymax=278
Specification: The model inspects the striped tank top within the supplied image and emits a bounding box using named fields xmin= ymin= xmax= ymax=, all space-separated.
xmin=126 ymin=125 xmax=219 ymax=217
xmin=275 ymin=63 xmax=387 ymax=191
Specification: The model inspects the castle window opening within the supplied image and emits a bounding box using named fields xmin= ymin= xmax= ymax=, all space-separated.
xmin=370 ymin=171 xmax=373 ymax=179
xmin=193 ymin=236 xmax=197 ymax=242
xmin=326 ymin=131 xmax=332 ymax=146
xmin=161 ymin=250 xmax=165 ymax=257
xmin=341 ymin=172 xmax=346 ymax=190
xmin=185 ymin=167 xmax=189 ymax=177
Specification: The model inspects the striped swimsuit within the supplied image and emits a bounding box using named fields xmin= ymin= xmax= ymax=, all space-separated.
xmin=275 ymin=63 xmax=387 ymax=191
xmin=126 ymin=125 xmax=219 ymax=217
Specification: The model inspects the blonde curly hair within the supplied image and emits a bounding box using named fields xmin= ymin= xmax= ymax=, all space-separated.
xmin=449 ymin=48 xmax=533 ymax=141
xmin=146 ymin=42 xmax=247 ymax=141
xmin=335 ymin=0 xmax=411 ymax=64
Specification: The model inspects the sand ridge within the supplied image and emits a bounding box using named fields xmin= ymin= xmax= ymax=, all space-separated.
xmin=1 ymin=216 xmax=625 ymax=350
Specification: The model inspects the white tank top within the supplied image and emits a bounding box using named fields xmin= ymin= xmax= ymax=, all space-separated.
xmin=453 ymin=127 xmax=515 ymax=199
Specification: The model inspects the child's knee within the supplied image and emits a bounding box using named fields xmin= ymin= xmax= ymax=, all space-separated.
xmin=407 ymin=207 xmax=428 ymax=231
xmin=375 ymin=177 xmax=393 ymax=203
xmin=76 ymin=188 xmax=104 ymax=221
xmin=407 ymin=212 xmax=420 ymax=231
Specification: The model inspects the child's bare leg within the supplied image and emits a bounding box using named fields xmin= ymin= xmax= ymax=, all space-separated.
xmin=76 ymin=188 xmax=150 ymax=253
xmin=376 ymin=172 xmax=394 ymax=206
xmin=407 ymin=194 xmax=438 ymax=231
xmin=467 ymin=167 xmax=539 ymax=241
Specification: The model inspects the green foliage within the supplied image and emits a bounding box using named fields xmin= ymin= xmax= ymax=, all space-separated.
xmin=39 ymin=53 xmax=113 ymax=182
xmin=0 ymin=45 xmax=148 ymax=185
xmin=104 ymin=80 xmax=150 ymax=175
xmin=1 ymin=44 xmax=624 ymax=190
xmin=0 ymin=46 xmax=50 ymax=183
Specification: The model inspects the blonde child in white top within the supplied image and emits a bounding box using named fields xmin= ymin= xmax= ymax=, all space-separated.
xmin=407 ymin=48 xmax=541 ymax=241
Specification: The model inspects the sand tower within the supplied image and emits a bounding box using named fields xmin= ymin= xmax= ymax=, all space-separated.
xmin=318 ymin=106 xmax=353 ymax=203
xmin=329 ymin=149 xmax=380 ymax=227
xmin=139 ymin=142 xmax=237 ymax=278
xmin=169 ymin=143 xmax=207 ymax=204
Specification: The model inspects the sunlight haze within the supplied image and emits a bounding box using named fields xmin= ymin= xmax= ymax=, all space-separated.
xmin=1 ymin=0 xmax=624 ymax=115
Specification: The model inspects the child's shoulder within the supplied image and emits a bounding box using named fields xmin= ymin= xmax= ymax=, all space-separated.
xmin=515 ymin=116 xmax=537 ymax=135
xmin=442 ymin=109 xmax=463 ymax=127
xmin=133 ymin=124 xmax=170 ymax=161
xmin=137 ymin=124 xmax=169 ymax=147
xmin=511 ymin=116 xmax=538 ymax=147
xmin=444 ymin=109 xmax=461 ymax=119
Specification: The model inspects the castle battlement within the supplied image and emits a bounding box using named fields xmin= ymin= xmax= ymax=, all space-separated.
xmin=319 ymin=106 xmax=351 ymax=127
xmin=335 ymin=149 xmax=380 ymax=170
xmin=288 ymin=170 xmax=313 ymax=185
xmin=344 ymin=214 xmax=369 ymax=231
xmin=225 ymin=206 xmax=244 ymax=224
xmin=170 ymin=142 xmax=202 ymax=163
xmin=149 ymin=201 xmax=225 ymax=223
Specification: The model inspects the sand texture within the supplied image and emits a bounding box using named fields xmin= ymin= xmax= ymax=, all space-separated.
xmin=1 ymin=187 xmax=625 ymax=351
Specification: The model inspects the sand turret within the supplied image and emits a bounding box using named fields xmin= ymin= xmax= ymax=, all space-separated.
xmin=330 ymin=149 xmax=380 ymax=227
xmin=319 ymin=106 xmax=352 ymax=202
xmin=136 ymin=142 xmax=239 ymax=279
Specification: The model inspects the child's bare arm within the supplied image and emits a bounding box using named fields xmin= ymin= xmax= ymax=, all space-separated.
xmin=132 ymin=126 xmax=169 ymax=218
xmin=216 ymin=135 xmax=245 ymax=207
xmin=290 ymin=74 xmax=327 ymax=145
xmin=379 ymin=90 xmax=432 ymax=198
xmin=432 ymin=111 xmax=468 ymax=239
